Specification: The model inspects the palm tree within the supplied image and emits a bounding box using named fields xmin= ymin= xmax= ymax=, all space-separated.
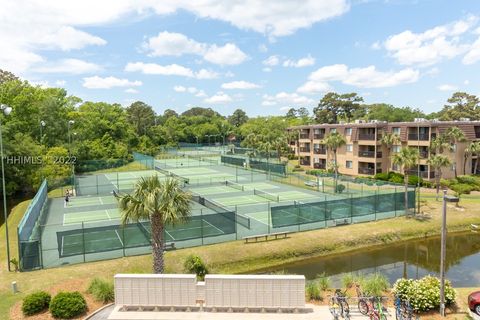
xmin=288 ymin=129 xmax=301 ymax=166
xmin=446 ymin=127 xmax=466 ymax=177
xmin=380 ymin=132 xmax=400 ymax=173
xmin=427 ymin=155 xmax=451 ymax=201
xmin=116 ymin=176 xmax=191 ymax=273
xmin=323 ymin=132 xmax=346 ymax=192
xmin=392 ymin=147 xmax=419 ymax=215
xmin=469 ymin=141 xmax=480 ymax=174
xmin=430 ymin=134 xmax=450 ymax=154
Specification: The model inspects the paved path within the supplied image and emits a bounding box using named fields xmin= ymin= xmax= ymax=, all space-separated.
xmin=87 ymin=304 xmax=394 ymax=320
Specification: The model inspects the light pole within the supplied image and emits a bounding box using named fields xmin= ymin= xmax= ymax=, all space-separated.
xmin=67 ymin=120 xmax=75 ymax=152
xmin=0 ymin=104 xmax=12 ymax=271
xmin=40 ymin=120 xmax=46 ymax=144
xmin=440 ymin=189 xmax=459 ymax=317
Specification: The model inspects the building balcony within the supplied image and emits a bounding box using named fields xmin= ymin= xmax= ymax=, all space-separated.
xmin=419 ymin=151 xmax=429 ymax=159
xmin=313 ymin=134 xmax=325 ymax=139
xmin=408 ymin=133 xmax=429 ymax=141
xmin=299 ymin=134 xmax=310 ymax=139
xmin=358 ymin=150 xmax=382 ymax=158
xmin=299 ymin=147 xmax=310 ymax=153
xmin=406 ymin=170 xmax=435 ymax=179
xmin=314 ymin=162 xmax=326 ymax=169
xmin=313 ymin=148 xmax=327 ymax=155
xmin=358 ymin=167 xmax=375 ymax=175
xmin=358 ymin=133 xmax=376 ymax=140
xmin=300 ymin=159 xmax=311 ymax=166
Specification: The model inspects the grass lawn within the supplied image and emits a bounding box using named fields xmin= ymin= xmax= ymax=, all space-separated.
xmin=0 ymin=191 xmax=479 ymax=319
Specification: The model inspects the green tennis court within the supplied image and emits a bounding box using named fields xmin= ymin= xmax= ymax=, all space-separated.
xmin=243 ymin=182 xmax=280 ymax=191
xmin=190 ymin=185 xmax=239 ymax=195
xmin=67 ymin=195 xmax=116 ymax=208
xmin=168 ymin=167 xmax=219 ymax=176
xmin=212 ymin=194 xmax=268 ymax=206
xmin=64 ymin=208 xmax=121 ymax=225
xmin=103 ymin=170 xmax=159 ymax=180
xmin=276 ymin=190 xmax=320 ymax=201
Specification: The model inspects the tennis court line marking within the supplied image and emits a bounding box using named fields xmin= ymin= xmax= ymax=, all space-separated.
xmin=115 ymin=230 xmax=124 ymax=246
xmin=99 ymin=197 xmax=103 ymax=205
xmin=165 ymin=229 xmax=174 ymax=241
xmin=202 ymin=220 xmax=224 ymax=234
xmin=105 ymin=209 xmax=112 ymax=220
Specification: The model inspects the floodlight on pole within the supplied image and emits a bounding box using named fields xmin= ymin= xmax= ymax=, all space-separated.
xmin=0 ymin=104 xmax=12 ymax=271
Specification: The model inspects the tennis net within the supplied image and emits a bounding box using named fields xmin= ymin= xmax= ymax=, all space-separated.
xmin=137 ymin=221 xmax=151 ymax=241
xmin=254 ymin=189 xmax=279 ymax=202
xmin=192 ymin=195 xmax=250 ymax=229
xmin=225 ymin=180 xmax=244 ymax=191
xmin=154 ymin=165 xmax=170 ymax=176
xmin=155 ymin=165 xmax=190 ymax=184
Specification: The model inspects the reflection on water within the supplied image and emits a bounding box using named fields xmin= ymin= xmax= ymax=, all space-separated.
xmin=268 ymin=232 xmax=480 ymax=287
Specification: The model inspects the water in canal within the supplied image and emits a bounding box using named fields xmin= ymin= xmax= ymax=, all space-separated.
xmin=268 ymin=231 xmax=480 ymax=287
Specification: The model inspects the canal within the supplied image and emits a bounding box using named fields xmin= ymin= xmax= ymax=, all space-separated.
xmin=268 ymin=231 xmax=480 ymax=287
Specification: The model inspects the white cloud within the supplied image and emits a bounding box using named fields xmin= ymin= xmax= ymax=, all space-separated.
xmin=204 ymin=92 xmax=233 ymax=104
xmin=263 ymin=55 xmax=279 ymax=66
xmin=283 ymin=55 xmax=315 ymax=68
xmin=371 ymin=41 xmax=381 ymax=50
xmin=383 ymin=16 xmax=478 ymax=66
xmin=258 ymin=44 xmax=268 ymax=53
xmin=55 ymin=80 xmax=66 ymax=86
xmin=82 ymin=76 xmax=142 ymax=89
xmin=463 ymin=37 xmax=480 ymax=64
xmin=33 ymin=58 xmax=101 ymax=74
xmin=30 ymin=80 xmax=51 ymax=88
xmin=173 ymin=85 xmax=186 ymax=92
xmin=221 ymin=81 xmax=260 ymax=90
xmin=143 ymin=32 xmax=247 ymax=65
xmin=437 ymin=84 xmax=458 ymax=91
xmin=125 ymin=88 xmax=139 ymax=93
xmin=297 ymin=81 xmax=332 ymax=94
xmin=298 ymin=63 xmax=419 ymax=91
xmin=125 ymin=62 xmax=194 ymax=77
xmin=464 ymin=80 xmax=470 ymax=85
xmin=262 ymin=67 xmax=272 ymax=72
xmin=126 ymin=62 xmax=219 ymax=79
xmin=195 ymin=90 xmax=207 ymax=98
xmin=262 ymin=92 xmax=315 ymax=107
xmin=1 ymin=1 xmax=348 ymax=74
xmin=195 ymin=69 xmax=219 ymax=79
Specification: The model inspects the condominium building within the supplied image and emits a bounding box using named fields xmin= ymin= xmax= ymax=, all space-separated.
xmin=288 ymin=119 xmax=480 ymax=180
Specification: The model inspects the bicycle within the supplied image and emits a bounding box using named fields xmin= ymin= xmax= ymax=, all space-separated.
xmin=394 ymin=296 xmax=413 ymax=320
xmin=367 ymin=297 xmax=388 ymax=320
xmin=329 ymin=296 xmax=341 ymax=320
xmin=329 ymin=289 xmax=350 ymax=320
xmin=355 ymin=284 xmax=369 ymax=316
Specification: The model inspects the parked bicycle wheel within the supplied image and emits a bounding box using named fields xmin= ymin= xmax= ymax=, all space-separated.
xmin=358 ymin=298 xmax=369 ymax=315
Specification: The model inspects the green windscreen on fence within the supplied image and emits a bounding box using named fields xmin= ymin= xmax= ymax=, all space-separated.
xmin=271 ymin=190 xmax=416 ymax=228
xmin=133 ymin=152 xmax=154 ymax=169
xmin=56 ymin=213 xmax=237 ymax=258
xmin=17 ymin=179 xmax=48 ymax=270
xmin=221 ymin=155 xmax=287 ymax=176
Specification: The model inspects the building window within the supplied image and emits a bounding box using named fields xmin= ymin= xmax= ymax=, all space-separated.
xmin=392 ymin=145 xmax=401 ymax=153
xmin=345 ymin=128 xmax=352 ymax=136
xmin=392 ymin=127 xmax=400 ymax=134
xmin=392 ymin=164 xmax=400 ymax=171
xmin=346 ymin=161 xmax=353 ymax=169
xmin=451 ymin=144 xmax=456 ymax=152
xmin=346 ymin=144 xmax=353 ymax=152
xmin=330 ymin=128 xmax=337 ymax=133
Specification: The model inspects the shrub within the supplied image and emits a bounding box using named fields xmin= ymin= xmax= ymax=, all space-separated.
xmin=292 ymin=167 xmax=305 ymax=172
xmin=450 ymin=183 xmax=474 ymax=195
xmin=335 ymin=183 xmax=346 ymax=193
xmin=456 ymin=175 xmax=480 ymax=187
xmin=408 ymin=175 xmax=422 ymax=186
xmin=389 ymin=175 xmax=404 ymax=184
xmin=305 ymin=282 xmax=321 ymax=300
xmin=362 ymin=273 xmax=390 ymax=297
xmin=440 ymin=178 xmax=453 ymax=188
xmin=22 ymin=291 xmax=51 ymax=316
xmin=306 ymin=169 xmax=328 ymax=176
xmin=316 ymin=273 xmax=331 ymax=291
xmin=421 ymin=180 xmax=433 ymax=188
xmin=393 ymin=276 xmax=456 ymax=312
xmin=374 ymin=173 xmax=389 ymax=181
xmin=341 ymin=273 xmax=355 ymax=289
xmin=287 ymin=154 xmax=298 ymax=160
xmin=49 ymin=292 xmax=87 ymax=319
xmin=184 ymin=255 xmax=208 ymax=281
xmin=87 ymin=278 xmax=114 ymax=303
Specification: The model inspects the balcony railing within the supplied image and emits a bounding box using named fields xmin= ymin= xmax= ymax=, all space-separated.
xmin=358 ymin=150 xmax=382 ymax=158
xmin=313 ymin=134 xmax=325 ymax=139
xmin=406 ymin=170 xmax=435 ymax=179
xmin=313 ymin=148 xmax=327 ymax=155
xmin=314 ymin=162 xmax=326 ymax=169
xmin=419 ymin=151 xmax=429 ymax=158
xmin=300 ymin=159 xmax=311 ymax=166
xmin=358 ymin=167 xmax=375 ymax=175
xmin=299 ymin=134 xmax=309 ymax=139
xmin=358 ymin=133 xmax=376 ymax=140
xmin=299 ymin=147 xmax=310 ymax=153
xmin=408 ymin=133 xmax=429 ymax=141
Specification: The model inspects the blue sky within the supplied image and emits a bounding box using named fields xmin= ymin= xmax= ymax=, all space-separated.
xmin=2 ymin=0 xmax=480 ymax=116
